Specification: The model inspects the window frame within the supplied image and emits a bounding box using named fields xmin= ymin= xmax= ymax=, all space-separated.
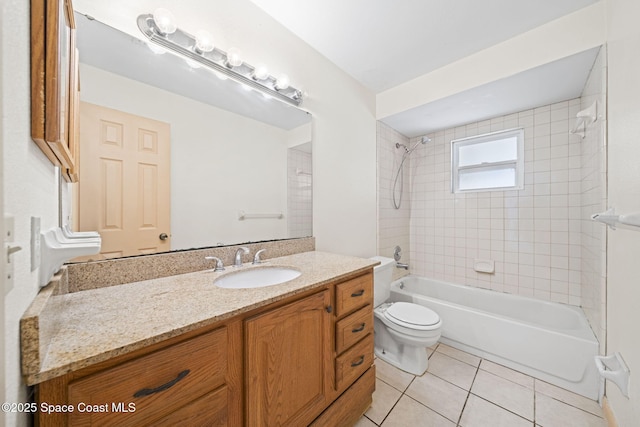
xmin=451 ymin=128 xmax=525 ymax=193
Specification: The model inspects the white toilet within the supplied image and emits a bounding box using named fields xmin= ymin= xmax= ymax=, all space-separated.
xmin=371 ymin=256 xmax=442 ymax=375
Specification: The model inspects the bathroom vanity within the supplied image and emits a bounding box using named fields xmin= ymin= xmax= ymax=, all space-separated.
xmin=22 ymin=251 xmax=377 ymax=426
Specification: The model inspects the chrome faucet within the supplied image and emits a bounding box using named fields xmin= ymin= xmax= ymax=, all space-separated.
xmin=234 ymin=247 xmax=249 ymax=267
xmin=253 ymin=249 xmax=266 ymax=264
xmin=396 ymin=262 xmax=409 ymax=270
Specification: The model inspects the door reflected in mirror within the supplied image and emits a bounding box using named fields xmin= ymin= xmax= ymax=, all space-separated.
xmin=70 ymin=13 xmax=312 ymax=260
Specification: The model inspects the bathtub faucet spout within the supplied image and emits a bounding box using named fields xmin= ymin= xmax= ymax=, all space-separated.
xmin=396 ymin=262 xmax=409 ymax=270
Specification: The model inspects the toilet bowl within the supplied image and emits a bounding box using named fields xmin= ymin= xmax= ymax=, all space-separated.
xmin=371 ymin=256 xmax=441 ymax=375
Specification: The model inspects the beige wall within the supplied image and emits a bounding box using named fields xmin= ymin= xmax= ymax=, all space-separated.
xmin=604 ymin=0 xmax=640 ymax=424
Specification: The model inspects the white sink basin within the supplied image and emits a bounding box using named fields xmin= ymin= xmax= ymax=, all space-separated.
xmin=214 ymin=267 xmax=301 ymax=289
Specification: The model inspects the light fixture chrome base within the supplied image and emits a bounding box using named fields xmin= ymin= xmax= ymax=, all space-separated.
xmin=137 ymin=14 xmax=303 ymax=106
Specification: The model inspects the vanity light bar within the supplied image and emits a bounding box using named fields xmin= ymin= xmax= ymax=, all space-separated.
xmin=137 ymin=14 xmax=303 ymax=106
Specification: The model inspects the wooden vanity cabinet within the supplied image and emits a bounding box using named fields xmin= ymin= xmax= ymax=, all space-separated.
xmin=36 ymin=324 xmax=242 ymax=427
xmin=244 ymin=272 xmax=375 ymax=427
xmin=35 ymin=269 xmax=375 ymax=427
xmin=245 ymin=290 xmax=332 ymax=426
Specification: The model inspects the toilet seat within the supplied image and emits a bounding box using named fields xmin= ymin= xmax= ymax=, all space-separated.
xmin=384 ymin=302 xmax=440 ymax=331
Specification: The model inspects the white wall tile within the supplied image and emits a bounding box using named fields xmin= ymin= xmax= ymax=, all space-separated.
xmin=376 ymin=52 xmax=606 ymax=342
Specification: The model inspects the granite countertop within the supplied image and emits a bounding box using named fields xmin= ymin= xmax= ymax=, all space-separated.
xmin=22 ymin=251 xmax=378 ymax=385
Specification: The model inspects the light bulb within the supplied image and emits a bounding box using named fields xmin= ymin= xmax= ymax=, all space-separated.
xmin=252 ymin=64 xmax=269 ymax=81
xmin=275 ymin=74 xmax=290 ymax=90
xmin=194 ymin=30 xmax=214 ymax=53
xmin=225 ymin=47 xmax=243 ymax=67
xmin=153 ymin=8 xmax=177 ymax=35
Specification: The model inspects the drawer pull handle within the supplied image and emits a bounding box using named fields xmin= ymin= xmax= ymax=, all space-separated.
xmin=352 ymin=323 xmax=366 ymax=333
xmin=133 ymin=369 xmax=190 ymax=398
xmin=351 ymin=356 xmax=365 ymax=367
xmin=351 ymin=289 xmax=365 ymax=297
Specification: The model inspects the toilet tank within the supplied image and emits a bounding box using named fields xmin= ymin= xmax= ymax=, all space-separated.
xmin=370 ymin=256 xmax=396 ymax=307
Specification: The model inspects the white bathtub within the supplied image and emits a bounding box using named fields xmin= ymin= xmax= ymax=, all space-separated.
xmin=390 ymin=276 xmax=600 ymax=399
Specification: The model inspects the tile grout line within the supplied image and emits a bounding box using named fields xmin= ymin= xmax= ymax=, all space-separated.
xmin=456 ymin=362 xmax=480 ymax=426
xmin=378 ymin=375 xmax=416 ymax=427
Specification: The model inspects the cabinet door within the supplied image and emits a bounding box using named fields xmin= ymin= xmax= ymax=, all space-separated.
xmin=245 ymin=291 xmax=332 ymax=426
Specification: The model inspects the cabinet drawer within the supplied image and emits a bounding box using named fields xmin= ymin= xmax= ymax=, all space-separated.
xmin=335 ymin=334 xmax=374 ymax=391
xmin=335 ymin=273 xmax=373 ymax=317
xmin=68 ymin=327 xmax=227 ymax=426
xmin=335 ymin=305 xmax=373 ymax=355
xmin=151 ymin=386 xmax=227 ymax=427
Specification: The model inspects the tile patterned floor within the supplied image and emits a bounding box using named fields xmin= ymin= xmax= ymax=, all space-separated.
xmin=355 ymin=343 xmax=607 ymax=427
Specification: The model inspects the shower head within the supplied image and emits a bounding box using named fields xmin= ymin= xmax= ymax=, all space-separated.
xmin=395 ymin=136 xmax=431 ymax=155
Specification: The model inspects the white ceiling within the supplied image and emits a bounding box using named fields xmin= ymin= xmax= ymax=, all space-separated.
xmin=250 ymin=0 xmax=599 ymax=93
xmin=75 ymin=0 xmax=603 ymax=137
xmin=250 ymin=0 xmax=601 ymax=136
xmin=381 ymin=47 xmax=600 ymax=137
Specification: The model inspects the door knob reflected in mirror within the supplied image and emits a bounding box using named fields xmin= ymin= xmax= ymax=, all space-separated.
xmin=159 ymin=233 xmax=169 ymax=241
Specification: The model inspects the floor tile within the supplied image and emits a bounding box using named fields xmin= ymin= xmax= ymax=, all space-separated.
xmin=534 ymin=379 xmax=602 ymax=417
xmin=354 ymin=415 xmax=377 ymax=427
xmin=460 ymin=395 xmax=533 ymax=427
xmin=437 ymin=343 xmax=481 ymax=367
xmin=427 ymin=346 xmax=436 ymax=358
xmin=471 ymin=369 xmax=534 ymax=421
xmin=479 ymin=359 xmax=534 ymax=389
xmin=427 ymin=352 xmax=478 ymax=390
xmin=535 ymin=393 xmax=606 ymax=427
xmin=381 ymin=395 xmax=455 ymax=427
xmin=405 ymin=372 xmax=468 ymax=422
xmin=374 ymin=358 xmax=415 ymax=392
xmin=365 ymin=378 xmax=402 ymax=425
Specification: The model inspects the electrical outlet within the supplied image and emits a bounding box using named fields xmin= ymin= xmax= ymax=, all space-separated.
xmin=31 ymin=216 xmax=41 ymax=272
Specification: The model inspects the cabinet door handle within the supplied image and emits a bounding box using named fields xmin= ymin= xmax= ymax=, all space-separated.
xmin=351 ymin=289 xmax=365 ymax=297
xmin=351 ymin=356 xmax=365 ymax=367
xmin=351 ymin=323 xmax=366 ymax=333
xmin=326 ymin=305 xmax=333 ymax=313
xmin=133 ymin=369 xmax=190 ymax=398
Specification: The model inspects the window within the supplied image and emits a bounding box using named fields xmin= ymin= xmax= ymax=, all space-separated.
xmin=451 ymin=128 xmax=524 ymax=193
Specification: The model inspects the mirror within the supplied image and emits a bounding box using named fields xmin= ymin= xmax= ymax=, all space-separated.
xmin=70 ymin=14 xmax=312 ymax=259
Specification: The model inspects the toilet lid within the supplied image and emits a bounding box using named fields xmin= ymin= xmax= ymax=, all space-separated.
xmin=386 ymin=302 xmax=440 ymax=327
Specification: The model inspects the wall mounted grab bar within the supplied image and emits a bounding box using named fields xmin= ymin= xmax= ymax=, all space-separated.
xmin=238 ymin=211 xmax=284 ymax=220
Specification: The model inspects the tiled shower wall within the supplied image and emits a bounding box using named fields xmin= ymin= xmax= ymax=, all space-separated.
xmin=376 ymin=51 xmax=607 ymax=349
xmin=287 ymin=148 xmax=313 ymax=238
xmin=408 ymin=99 xmax=585 ymax=305
xmin=377 ymin=122 xmax=411 ymax=280
xmin=579 ymin=47 xmax=607 ymax=350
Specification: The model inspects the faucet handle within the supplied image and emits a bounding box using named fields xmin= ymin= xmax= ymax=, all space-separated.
xmin=205 ymin=256 xmax=225 ymax=272
xmin=253 ymin=249 xmax=266 ymax=264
